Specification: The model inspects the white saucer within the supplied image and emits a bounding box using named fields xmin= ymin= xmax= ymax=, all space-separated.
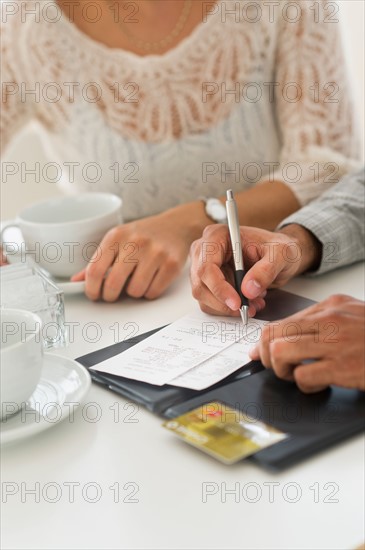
xmin=54 ymin=279 xmax=86 ymax=295
xmin=1 ymin=354 xmax=91 ymax=445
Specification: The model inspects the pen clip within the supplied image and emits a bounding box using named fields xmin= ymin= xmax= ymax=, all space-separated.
xmin=225 ymin=190 xmax=244 ymax=271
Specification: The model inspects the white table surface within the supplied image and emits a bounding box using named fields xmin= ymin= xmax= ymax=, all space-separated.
xmin=1 ymin=261 xmax=364 ymax=550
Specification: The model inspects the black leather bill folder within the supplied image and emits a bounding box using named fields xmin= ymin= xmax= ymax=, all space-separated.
xmin=76 ymin=289 xmax=365 ymax=470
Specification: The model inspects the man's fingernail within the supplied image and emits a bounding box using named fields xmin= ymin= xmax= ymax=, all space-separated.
xmin=246 ymin=279 xmax=262 ymax=298
xmin=225 ymin=298 xmax=238 ymax=310
xmin=249 ymin=345 xmax=259 ymax=359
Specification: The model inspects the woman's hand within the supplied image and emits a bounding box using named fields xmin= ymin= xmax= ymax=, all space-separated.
xmin=72 ymin=202 xmax=212 ymax=302
xmin=0 ymin=246 xmax=9 ymax=266
xmin=249 ymin=295 xmax=365 ymax=393
xmin=190 ymin=224 xmax=318 ymax=317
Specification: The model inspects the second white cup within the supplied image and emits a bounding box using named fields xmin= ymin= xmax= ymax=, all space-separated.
xmin=1 ymin=193 xmax=123 ymax=278
xmin=1 ymin=309 xmax=44 ymax=421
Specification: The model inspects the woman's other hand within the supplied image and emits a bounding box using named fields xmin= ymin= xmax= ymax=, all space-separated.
xmin=72 ymin=202 xmax=211 ymax=302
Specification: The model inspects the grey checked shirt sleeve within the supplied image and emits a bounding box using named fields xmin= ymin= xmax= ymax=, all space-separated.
xmin=277 ymin=168 xmax=365 ymax=275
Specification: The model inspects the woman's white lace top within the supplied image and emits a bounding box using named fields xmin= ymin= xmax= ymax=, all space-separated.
xmin=1 ymin=0 xmax=360 ymax=221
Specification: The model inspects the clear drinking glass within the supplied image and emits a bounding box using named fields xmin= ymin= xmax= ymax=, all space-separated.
xmin=0 ymin=263 xmax=67 ymax=349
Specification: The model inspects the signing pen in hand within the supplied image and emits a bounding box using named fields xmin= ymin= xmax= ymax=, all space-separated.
xmin=225 ymin=189 xmax=249 ymax=326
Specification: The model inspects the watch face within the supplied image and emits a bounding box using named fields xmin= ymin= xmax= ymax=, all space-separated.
xmin=207 ymin=199 xmax=227 ymax=223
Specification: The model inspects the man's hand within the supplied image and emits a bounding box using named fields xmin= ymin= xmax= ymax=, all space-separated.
xmin=250 ymin=295 xmax=365 ymax=392
xmin=190 ymin=224 xmax=319 ymax=316
xmin=72 ymin=202 xmax=211 ymax=302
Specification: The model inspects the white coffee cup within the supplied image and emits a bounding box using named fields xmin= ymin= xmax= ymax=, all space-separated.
xmin=1 ymin=309 xmax=43 ymax=420
xmin=1 ymin=193 xmax=122 ymax=278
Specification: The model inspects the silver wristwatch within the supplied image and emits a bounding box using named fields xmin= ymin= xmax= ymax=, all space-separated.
xmin=200 ymin=197 xmax=228 ymax=224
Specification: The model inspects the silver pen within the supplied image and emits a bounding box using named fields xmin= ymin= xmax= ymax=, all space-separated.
xmin=225 ymin=189 xmax=249 ymax=326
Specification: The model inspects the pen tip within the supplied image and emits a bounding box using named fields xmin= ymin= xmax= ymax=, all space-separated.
xmin=240 ymin=306 xmax=249 ymax=326
xmin=226 ymin=189 xmax=233 ymax=200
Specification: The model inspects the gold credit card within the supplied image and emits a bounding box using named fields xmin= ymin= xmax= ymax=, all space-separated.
xmin=163 ymin=402 xmax=288 ymax=465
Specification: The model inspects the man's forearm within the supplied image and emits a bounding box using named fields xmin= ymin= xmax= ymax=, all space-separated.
xmin=277 ymin=169 xmax=365 ymax=275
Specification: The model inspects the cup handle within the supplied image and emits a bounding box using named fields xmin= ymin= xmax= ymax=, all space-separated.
xmin=0 ymin=221 xmax=21 ymax=262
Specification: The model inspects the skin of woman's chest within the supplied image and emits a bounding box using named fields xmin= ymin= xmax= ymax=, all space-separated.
xmin=57 ymin=0 xmax=212 ymax=56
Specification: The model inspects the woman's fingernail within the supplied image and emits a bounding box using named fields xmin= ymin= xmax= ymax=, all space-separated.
xmin=246 ymin=279 xmax=262 ymax=299
xmin=225 ymin=298 xmax=238 ymax=310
